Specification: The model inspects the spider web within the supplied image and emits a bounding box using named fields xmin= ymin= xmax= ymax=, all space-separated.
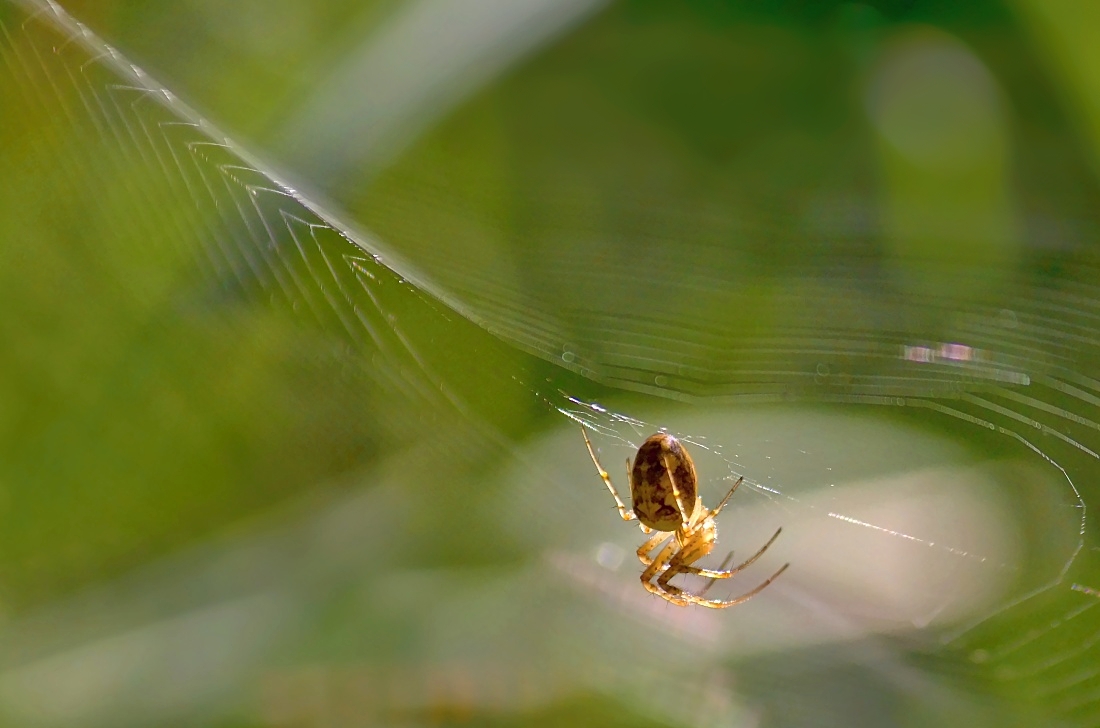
xmin=1 ymin=1 xmax=1100 ymax=727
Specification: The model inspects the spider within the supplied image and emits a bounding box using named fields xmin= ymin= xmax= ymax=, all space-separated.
xmin=583 ymin=427 xmax=789 ymax=608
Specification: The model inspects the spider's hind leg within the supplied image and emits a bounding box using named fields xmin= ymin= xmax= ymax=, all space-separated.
xmin=659 ymin=537 xmax=790 ymax=610
xmin=637 ymin=530 xmax=671 ymax=566
xmin=699 ymin=551 xmax=735 ymax=597
xmin=639 ymin=535 xmax=690 ymax=607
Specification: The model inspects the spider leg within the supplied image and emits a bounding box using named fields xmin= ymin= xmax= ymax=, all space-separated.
xmin=660 ymin=453 xmax=693 ymax=531
xmin=640 ymin=534 xmax=690 ymax=607
xmin=657 ymin=532 xmax=710 ymax=593
xmin=637 ymin=537 xmax=729 ymax=580
xmin=666 ymin=561 xmax=790 ymax=609
xmin=658 ymin=526 xmax=788 ymax=607
xmin=582 ymin=427 xmax=643 ymax=529
xmin=664 ymin=526 xmax=783 ymax=582
xmin=625 ymin=457 xmax=652 ymax=534
xmin=699 ymin=551 xmax=735 ymax=597
xmin=710 ymin=476 xmax=744 ymax=518
xmin=637 ymin=530 xmax=671 ymax=566
xmin=710 ymin=527 xmax=784 ymax=579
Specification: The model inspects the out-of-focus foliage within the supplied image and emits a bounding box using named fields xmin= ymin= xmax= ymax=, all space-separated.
xmin=3 ymin=1 xmax=1100 ymax=727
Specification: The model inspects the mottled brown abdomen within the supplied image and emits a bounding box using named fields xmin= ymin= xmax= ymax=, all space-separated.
xmin=629 ymin=433 xmax=698 ymax=531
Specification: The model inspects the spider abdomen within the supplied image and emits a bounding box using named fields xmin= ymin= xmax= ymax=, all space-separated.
xmin=629 ymin=433 xmax=698 ymax=531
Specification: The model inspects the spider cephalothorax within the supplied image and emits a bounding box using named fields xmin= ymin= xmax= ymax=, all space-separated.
xmin=584 ymin=428 xmax=788 ymax=608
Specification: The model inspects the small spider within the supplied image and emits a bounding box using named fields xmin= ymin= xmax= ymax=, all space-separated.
xmin=583 ymin=427 xmax=789 ymax=608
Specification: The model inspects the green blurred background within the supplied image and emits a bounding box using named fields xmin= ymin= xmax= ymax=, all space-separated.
xmin=2 ymin=0 xmax=1100 ymax=726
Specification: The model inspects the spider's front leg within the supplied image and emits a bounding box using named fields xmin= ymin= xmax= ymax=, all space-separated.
xmin=582 ymin=427 xmax=649 ymax=533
